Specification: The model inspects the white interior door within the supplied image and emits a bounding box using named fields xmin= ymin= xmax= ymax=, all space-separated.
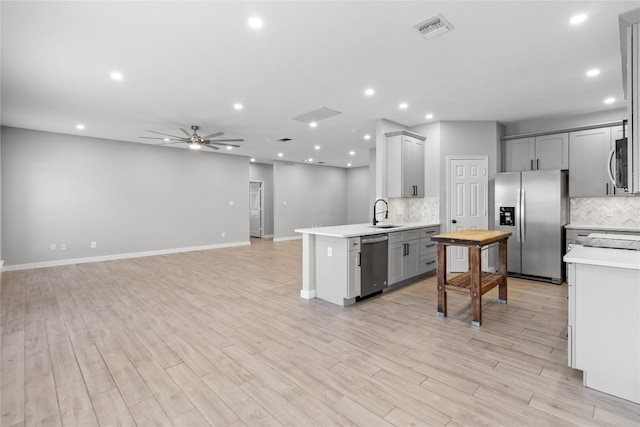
xmin=249 ymin=181 xmax=262 ymax=238
xmin=447 ymin=156 xmax=488 ymax=273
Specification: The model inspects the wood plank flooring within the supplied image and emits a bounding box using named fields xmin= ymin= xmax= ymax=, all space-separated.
xmin=2 ymin=238 xmax=639 ymax=426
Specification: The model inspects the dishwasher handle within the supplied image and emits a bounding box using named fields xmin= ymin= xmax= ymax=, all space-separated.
xmin=361 ymin=235 xmax=388 ymax=244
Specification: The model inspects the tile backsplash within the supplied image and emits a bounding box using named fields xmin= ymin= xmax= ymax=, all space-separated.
xmin=387 ymin=197 xmax=439 ymax=225
xmin=570 ymin=197 xmax=640 ymax=227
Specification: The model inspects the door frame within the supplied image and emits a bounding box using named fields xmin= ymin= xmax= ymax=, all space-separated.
xmin=249 ymin=180 xmax=264 ymax=238
xmin=445 ymin=155 xmax=489 ymax=272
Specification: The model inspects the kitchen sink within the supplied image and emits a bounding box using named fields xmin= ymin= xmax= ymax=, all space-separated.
xmin=369 ymin=224 xmax=401 ymax=229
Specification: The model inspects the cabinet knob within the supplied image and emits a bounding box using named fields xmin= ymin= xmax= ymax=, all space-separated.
xmin=451 ymin=219 xmax=457 ymax=224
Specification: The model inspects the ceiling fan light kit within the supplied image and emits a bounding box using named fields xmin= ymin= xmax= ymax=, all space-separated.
xmin=140 ymin=125 xmax=244 ymax=151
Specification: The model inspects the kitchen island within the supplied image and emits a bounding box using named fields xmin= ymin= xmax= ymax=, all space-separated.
xmin=564 ymin=234 xmax=640 ymax=404
xmin=295 ymin=223 xmax=440 ymax=306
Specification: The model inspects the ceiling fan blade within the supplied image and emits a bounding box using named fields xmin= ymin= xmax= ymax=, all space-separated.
xmin=207 ymin=142 xmax=241 ymax=148
xmin=140 ymin=136 xmax=183 ymax=141
xmin=201 ymin=131 xmax=224 ymax=139
xmin=201 ymin=144 xmax=219 ymax=150
xmin=146 ymin=130 xmax=186 ymax=139
xmin=179 ymin=128 xmax=191 ymax=137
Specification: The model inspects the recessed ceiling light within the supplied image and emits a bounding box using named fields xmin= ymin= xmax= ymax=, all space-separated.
xmin=308 ymin=158 xmax=313 ymax=162
xmin=604 ymin=97 xmax=615 ymax=104
xmin=248 ymin=17 xmax=263 ymax=29
xmin=233 ymin=103 xmax=243 ymax=110
xmin=425 ymin=113 xmax=434 ymax=119
xmin=189 ymin=144 xmax=201 ymax=150
xmin=309 ymin=122 xmax=318 ymax=128
xmin=164 ymin=138 xmax=170 ymax=141
xmin=347 ymin=163 xmax=352 ymax=167
xmin=349 ymin=151 xmax=355 ymax=156
xmin=110 ymin=71 xmax=123 ymax=81
xmin=277 ymin=152 xmax=283 ymax=157
xmin=570 ymin=14 xmax=587 ymax=25
xmin=364 ymin=88 xmax=375 ymax=96
xmin=585 ymin=69 xmax=600 ymax=77
xmin=314 ymin=145 xmax=320 ymax=150
xmin=226 ymin=146 xmax=233 ymax=150
xmin=399 ymin=102 xmax=408 ymax=110
xmin=364 ymin=134 xmax=371 ymax=140
xmin=250 ymin=158 xmax=256 ymax=162
xmin=76 ymin=124 xmax=85 ymax=130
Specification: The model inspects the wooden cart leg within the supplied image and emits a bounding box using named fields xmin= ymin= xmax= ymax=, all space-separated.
xmin=437 ymin=243 xmax=447 ymax=318
xmin=470 ymin=245 xmax=482 ymax=326
xmin=498 ymin=239 xmax=508 ymax=304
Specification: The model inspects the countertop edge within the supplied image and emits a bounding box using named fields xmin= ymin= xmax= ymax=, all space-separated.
xmin=564 ymin=246 xmax=640 ymax=270
xmin=565 ymin=224 xmax=640 ymax=232
xmin=295 ymin=223 xmax=440 ymax=238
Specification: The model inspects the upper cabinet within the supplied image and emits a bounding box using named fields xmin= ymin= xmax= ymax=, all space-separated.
xmin=569 ymin=126 xmax=630 ymax=197
xmin=503 ymin=132 xmax=569 ymax=172
xmin=386 ymin=130 xmax=426 ymax=198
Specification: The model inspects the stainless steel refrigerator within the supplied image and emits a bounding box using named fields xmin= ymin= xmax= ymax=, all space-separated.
xmin=494 ymin=170 xmax=568 ymax=284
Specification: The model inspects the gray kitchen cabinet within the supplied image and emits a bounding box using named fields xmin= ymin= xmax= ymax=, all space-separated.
xmin=418 ymin=225 xmax=439 ymax=274
xmin=386 ymin=130 xmax=426 ymax=198
xmin=388 ymin=229 xmax=421 ymax=285
xmin=569 ymin=126 xmax=629 ymax=197
xmin=347 ymin=238 xmax=361 ymax=299
xmin=503 ymin=133 xmax=568 ymax=172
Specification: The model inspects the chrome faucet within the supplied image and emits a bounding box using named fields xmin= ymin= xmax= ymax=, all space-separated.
xmin=372 ymin=198 xmax=389 ymax=226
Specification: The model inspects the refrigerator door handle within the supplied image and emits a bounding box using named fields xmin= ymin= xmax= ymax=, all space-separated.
xmin=520 ymin=188 xmax=526 ymax=242
xmin=607 ymin=148 xmax=616 ymax=187
xmin=515 ymin=188 xmax=522 ymax=242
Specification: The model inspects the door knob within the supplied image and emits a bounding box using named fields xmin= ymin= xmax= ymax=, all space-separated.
xmin=451 ymin=219 xmax=457 ymax=224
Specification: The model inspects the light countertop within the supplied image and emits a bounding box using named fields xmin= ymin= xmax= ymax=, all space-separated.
xmin=566 ymin=224 xmax=640 ymax=233
xmin=295 ymin=223 xmax=439 ymax=238
xmin=564 ymin=245 xmax=640 ymax=270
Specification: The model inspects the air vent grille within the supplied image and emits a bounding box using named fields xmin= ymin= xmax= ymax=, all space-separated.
xmin=292 ymin=107 xmax=341 ymax=123
xmin=414 ymin=14 xmax=453 ymax=39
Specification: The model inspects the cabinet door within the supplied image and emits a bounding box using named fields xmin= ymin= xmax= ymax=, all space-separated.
xmin=401 ymin=137 xmax=414 ymax=197
xmin=535 ymin=133 xmax=569 ymax=170
xmin=388 ymin=242 xmax=404 ymax=285
xmin=504 ymin=138 xmax=535 ymax=172
xmin=403 ymin=240 xmax=420 ymax=278
xmin=569 ymin=128 xmax=611 ymax=197
xmin=347 ymin=250 xmax=361 ymax=299
xmin=413 ymin=139 xmax=425 ymax=197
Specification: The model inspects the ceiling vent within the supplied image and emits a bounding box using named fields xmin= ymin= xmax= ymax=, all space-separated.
xmin=292 ymin=107 xmax=341 ymax=124
xmin=413 ymin=14 xmax=453 ymax=39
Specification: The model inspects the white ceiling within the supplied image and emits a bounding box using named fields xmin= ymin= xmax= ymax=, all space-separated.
xmin=1 ymin=1 xmax=636 ymax=168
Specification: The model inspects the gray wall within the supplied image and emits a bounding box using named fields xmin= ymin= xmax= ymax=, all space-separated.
xmin=273 ymin=161 xmax=348 ymax=239
xmin=1 ymin=126 xmax=249 ymax=266
xmin=503 ymin=107 xmax=627 ymax=136
xmin=346 ymin=166 xmax=369 ymax=224
xmin=249 ymin=162 xmax=274 ymax=237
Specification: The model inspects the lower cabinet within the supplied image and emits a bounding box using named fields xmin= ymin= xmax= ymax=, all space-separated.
xmin=347 ymin=238 xmax=361 ymax=300
xmin=388 ymin=226 xmax=439 ymax=286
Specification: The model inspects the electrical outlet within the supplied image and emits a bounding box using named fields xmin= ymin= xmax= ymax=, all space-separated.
xmin=50 ymin=244 xmax=56 ymax=251
xmin=221 ymin=232 xmax=225 ymax=237
xmin=327 ymin=247 xmax=332 ymax=257
xmin=228 ymin=200 xmax=234 ymax=206
xmin=606 ymin=209 xmax=613 ymax=217
xmin=60 ymin=244 xmax=67 ymax=251
xmin=90 ymin=241 xmax=97 ymax=249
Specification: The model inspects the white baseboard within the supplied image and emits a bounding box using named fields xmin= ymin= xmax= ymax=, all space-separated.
xmin=262 ymin=234 xmax=274 ymax=238
xmin=273 ymin=236 xmax=303 ymax=242
xmin=300 ymin=289 xmax=316 ymax=299
xmin=1 ymin=241 xmax=251 ymax=272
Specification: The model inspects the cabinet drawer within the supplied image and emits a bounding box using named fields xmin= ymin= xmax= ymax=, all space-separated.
xmin=348 ymin=237 xmax=361 ymax=251
xmin=389 ymin=230 xmax=421 ymax=244
xmin=419 ymin=240 xmax=437 ymax=256
xmin=404 ymin=230 xmax=420 ymax=242
xmin=420 ymin=227 xmax=439 ymax=239
xmin=419 ymin=255 xmax=437 ymax=274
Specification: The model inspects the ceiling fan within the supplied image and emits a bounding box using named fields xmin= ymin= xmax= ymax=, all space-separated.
xmin=140 ymin=125 xmax=243 ymax=150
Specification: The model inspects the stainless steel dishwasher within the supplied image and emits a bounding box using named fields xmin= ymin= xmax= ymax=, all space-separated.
xmin=360 ymin=234 xmax=388 ymax=298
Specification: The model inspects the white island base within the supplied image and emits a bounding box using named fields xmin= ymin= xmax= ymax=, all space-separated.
xmin=565 ymin=242 xmax=640 ymax=404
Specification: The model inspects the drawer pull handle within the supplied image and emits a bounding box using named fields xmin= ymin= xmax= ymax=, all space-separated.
xmin=425 ymin=261 xmax=436 ymax=265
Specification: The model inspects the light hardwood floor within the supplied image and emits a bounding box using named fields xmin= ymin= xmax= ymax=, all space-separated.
xmin=2 ymin=238 xmax=639 ymax=426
